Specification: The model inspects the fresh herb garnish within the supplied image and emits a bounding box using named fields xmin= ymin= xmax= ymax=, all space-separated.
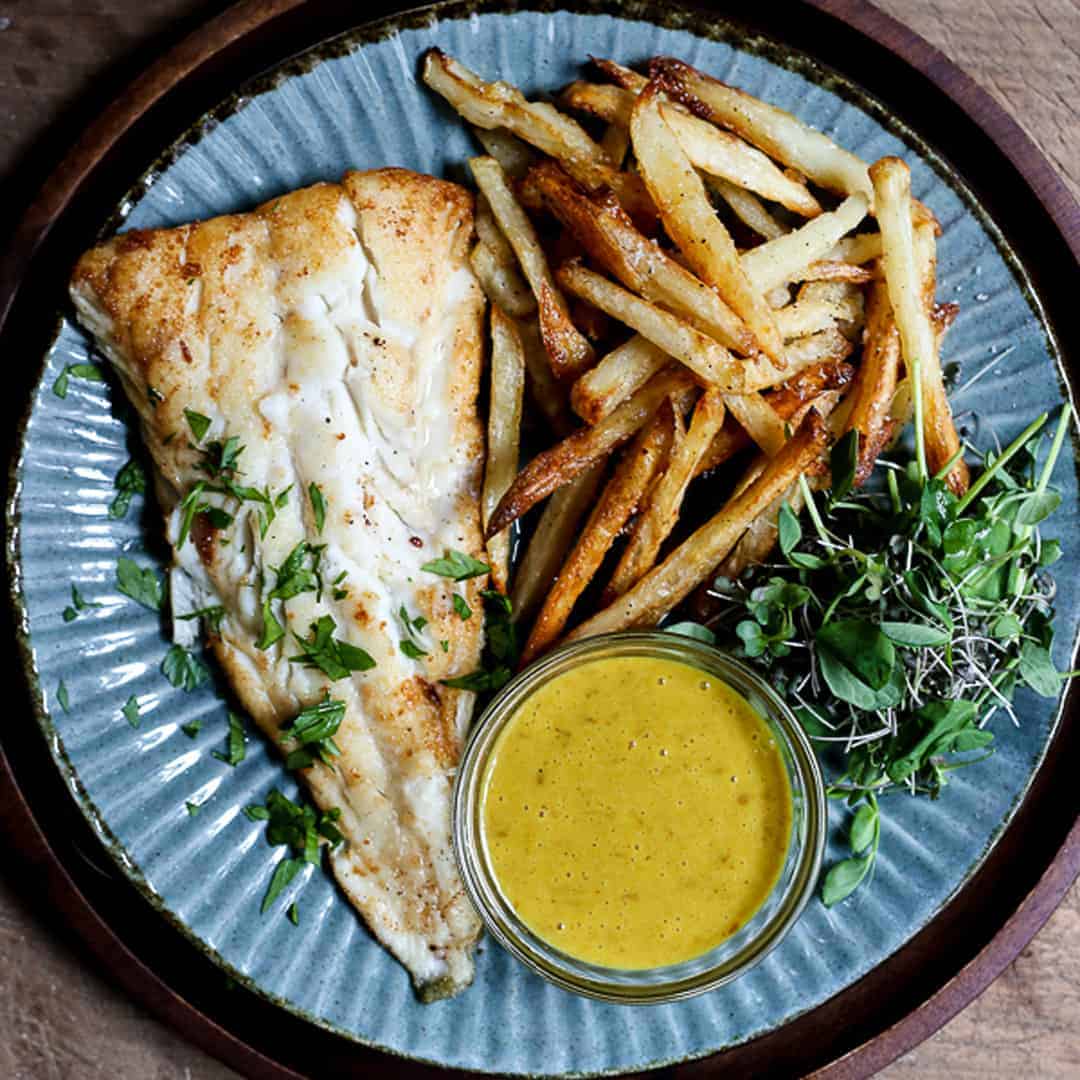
xmin=421 ymin=549 xmax=491 ymax=581
xmin=698 ymin=403 xmax=1074 ymax=903
xmin=186 ymin=801 xmax=202 ymax=817
xmin=116 ymin=557 xmax=164 ymax=611
xmin=177 ymin=481 xmax=235 ymax=547
xmin=289 ymin=616 xmax=375 ymax=680
xmin=287 ymin=902 xmax=300 ymax=926
xmin=109 ymin=458 xmax=146 ymax=519
xmin=178 ymin=604 xmax=226 ymax=632
xmin=56 ymin=680 xmax=70 ymax=714
xmin=257 ymin=543 xmax=321 ymax=649
xmin=452 ymin=594 xmax=472 ymax=620
xmin=122 ymin=694 xmax=141 ymax=728
xmin=63 ymin=583 xmax=102 ymax=622
xmin=279 ymin=692 xmax=345 ymax=769
xmin=400 ymin=639 xmax=429 ymax=660
xmin=250 ymin=789 xmax=344 ymax=913
xmin=52 ymin=362 xmax=105 ymax=399
xmin=184 ymin=409 xmax=212 ymax=442
xmin=309 ymin=483 xmax=327 ymax=533
xmin=162 ymin=645 xmax=211 ymax=692
xmin=181 ymin=719 xmax=203 ymax=738
xmin=212 ymin=711 xmax=248 ymax=767
xmin=442 ymin=591 xmax=518 ymax=692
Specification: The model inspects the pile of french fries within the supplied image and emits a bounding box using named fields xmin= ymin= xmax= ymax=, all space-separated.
xmin=423 ymin=49 xmax=968 ymax=664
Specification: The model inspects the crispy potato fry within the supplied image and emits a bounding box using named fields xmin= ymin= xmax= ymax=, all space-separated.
xmin=845 ymin=277 xmax=900 ymax=486
xmin=591 ymin=57 xmax=649 ymax=92
xmin=522 ymin=405 xmax=676 ymax=663
xmin=557 ymin=260 xmax=786 ymax=392
xmin=723 ymin=390 xmax=789 ymax=457
xmin=631 ymin=80 xmax=784 ymax=363
xmin=470 ymin=156 xmax=594 ymax=379
xmin=516 ymin=318 xmax=575 ymax=437
xmin=424 ymin=50 xmax=654 ymax=222
xmin=475 ymin=192 xmax=515 ymax=263
xmin=471 ymin=126 xmax=536 ymax=178
xmin=653 ymin=57 xmax=874 ymax=200
xmin=708 ymin=176 xmax=787 ymax=240
xmin=571 ymin=334 xmax=669 ymax=423
xmin=470 ymin=242 xmax=536 ymax=318
xmin=828 ymin=232 xmax=883 ymax=264
xmin=562 ymin=81 xmax=821 ymax=216
xmin=529 ymin=162 xmax=754 ymax=354
xmin=776 ymin=281 xmax=864 ymax=340
xmin=719 ymin=479 xmax=803 ymax=579
xmin=870 ymin=156 xmax=968 ymax=493
xmin=740 ymin=194 xmax=870 ymax=293
xmin=566 ymin=410 xmax=829 ymax=638
xmin=600 ymin=121 xmax=630 ymax=167
xmin=483 ymin=308 xmax=526 ymax=592
xmin=695 ymin=357 xmax=855 ymax=476
xmin=487 ymin=365 xmax=694 ymax=536
xmin=511 ymin=461 xmax=606 ymax=622
xmin=606 ymin=391 xmax=728 ymax=600
xmin=797 ymin=260 xmax=875 ymax=285
xmin=766 ymin=285 xmax=792 ymax=309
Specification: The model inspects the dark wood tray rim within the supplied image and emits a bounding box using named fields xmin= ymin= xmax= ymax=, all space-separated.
xmin=2 ymin=1 xmax=1078 ymax=1078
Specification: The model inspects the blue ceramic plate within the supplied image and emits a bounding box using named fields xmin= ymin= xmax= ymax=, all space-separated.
xmin=9 ymin=5 xmax=1076 ymax=1076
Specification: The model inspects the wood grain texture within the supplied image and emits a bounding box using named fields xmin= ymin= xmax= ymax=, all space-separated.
xmin=0 ymin=1 xmax=1076 ymax=1077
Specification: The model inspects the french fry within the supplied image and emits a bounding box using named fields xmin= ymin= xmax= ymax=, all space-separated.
xmin=695 ymin=357 xmax=855 ymax=476
xmin=775 ymin=281 xmax=864 ymax=340
xmin=870 ymin=156 xmax=968 ymax=493
xmin=557 ymin=260 xmax=783 ymax=392
xmin=591 ymin=57 xmax=649 ymax=92
xmin=566 ymin=409 xmax=829 ymax=638
xmin=529 ymin=161 xmax=754 ymax=354
xmin=796 ymin=260 xmax=874 ymax=285
xmin=423 ymin=50 xmax=653 ymax=222
xmin=511 ymin=461 xmax=606 ymax=623
xmin=470 ymin=242 xmax=536 ymax=318
xmin=516 ymin=318 xmax=575 ymax=437
xmin=719 ymin=479 xmax=803 ymax=579
xmin=470 ymin=155 xmax=594 ymax=379
xmin=606 ymin=391 xmax=727 ymax=600
xmin=600 ymin=122 xmax=630 ymax=167
xmin=521 ymin=405 xmax=676 ymax=663
xmin=471 ymin=126 xmax=536 ymax=179
xmin=709 ymin=176 xmax=787 ymax=240
xmin=487 ymin=365 xmax=695 ymax=536
xmin=653 ymin=57 xmax=874 ymax=200
xmin=828 ymin=232 xmax=883 ymax=264
xmin=631 ymin=80 xmax=784 ymax=363
xmin=723 ymin=391 xmax=789 ymax=457
xmin=740 ymin=194 xmax=870 ymax=293
xmin=845 ymin=276 xmax=901 ymax=486
xmin=561 ymin=81 xmax=821 ymax=216
xmin=483 ymin=308 xmax=526 ymax=591
xmin=571 ymin=334 xmax=669 ymax=423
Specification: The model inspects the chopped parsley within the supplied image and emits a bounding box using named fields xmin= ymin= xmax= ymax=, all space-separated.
xmin=56 ymin=679 xmax=70 ymax=714
xmin=177 ymin=481 xmax=235 ymax=547
xmin=309 ymin=483 xmax=327 ymax=533
xmin=177 ymin=604 xmax=226 ymax=633
xmin=287 ymin=901 xmax=300 ymax=926
xmin=116 ymin=557 xmax=164 ymax=611
xmin=63 ymin=583 xmax=102 ymax=622
xmin=421 ymin=548 xmax=491 ymax=582
xmin=185 ymin=801 xmax=201 ymax=817
xmin=261 ymin=857 xmax=303 ymax=913
xmin=452 ymin=593 xmax=472 ymax=620
xmin=183 ymin=408 xmax=212 ymax=442
xmin=180 ymin=719 xmax=203 ymax=738
xmin=212 ymin=711 xmax=248 ymax=767
xmin=108 ymin=458 xmax=146 ymax=519
xmin=243 ymin=804 xmax=270 ymax=822
xmin=257 ymin=543 xmax=322 ymax=650
xmin=52 ymin=362 xmax=104 ymax=399
xmin=162 ymin=645 xmax=211 ymax=692
xmin=122 ymin=694 xmax=141 ymax=728
xmin=400 ymin=639 xmax=429 ymax=660
xmin=290 ymin=615 xmax=375 ymax=680
xmin=442 ymin=591 xmax=517 ymax=692
xmin=279 ymin=692 xmax=345 ymax=769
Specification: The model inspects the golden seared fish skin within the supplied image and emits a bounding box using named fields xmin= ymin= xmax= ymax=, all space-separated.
xmin=69 ymin=169 xmax=486 ymax=999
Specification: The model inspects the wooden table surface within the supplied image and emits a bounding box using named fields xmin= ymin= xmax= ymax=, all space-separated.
xmin=1 ymin=1 xmax=1077 ymax=1077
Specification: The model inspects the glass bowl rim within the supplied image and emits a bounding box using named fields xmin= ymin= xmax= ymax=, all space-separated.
xmin=452 ymin=630 xmax=828 ymax=1004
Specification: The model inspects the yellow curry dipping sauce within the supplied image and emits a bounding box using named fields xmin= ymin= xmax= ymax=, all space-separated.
xmin=480 ymin=655 xmax=793 ymax=970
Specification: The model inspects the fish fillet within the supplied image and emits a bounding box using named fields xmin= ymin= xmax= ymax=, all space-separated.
xmin=69 ymin=169 xmax=487 ymax=999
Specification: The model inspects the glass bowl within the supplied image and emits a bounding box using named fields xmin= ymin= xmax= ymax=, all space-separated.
xmin=452 ymin=631 xmax=826 ymax=1004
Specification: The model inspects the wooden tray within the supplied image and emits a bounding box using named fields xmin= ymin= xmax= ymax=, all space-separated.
xmin=2 ymin=1 xmax=1078 ymax=1076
